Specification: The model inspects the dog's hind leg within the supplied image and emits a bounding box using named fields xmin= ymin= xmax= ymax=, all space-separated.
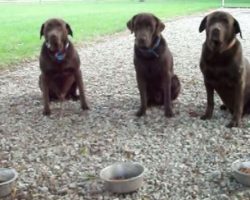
xmin=75 ymin=69 xmax=89 ymax=110
xmin=67 ymin=82 xmax=79 ymax=101
xmin=171 ymin=75 xmax=181 ymax=100
xmin=243 ymin=100 xmax=250 ymax=115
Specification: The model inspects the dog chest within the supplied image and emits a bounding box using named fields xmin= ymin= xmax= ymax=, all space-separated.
xmin=135 ymin=58 xmax=165 ymax=81
xmin=44 ymin=66 xmax=75 ymax=81
xmin=202 ymin=63 xmax=240 ymax=87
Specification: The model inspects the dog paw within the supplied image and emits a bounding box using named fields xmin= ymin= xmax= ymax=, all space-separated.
xmin=81 ymin=104 xmax=89 ymax=110
xmin=200 ymin=115 xmax=211 ymax=120
xmin=226 ymin=120 xmax=240 ymax=128
xmin=136 ymin=109 xmax=146 ymax=117
xmin=220 ymin=105 xmax=227 ymax=110
xmin=43 ymin=109 xmax=51 ymax=116
xmin=165 ymin=110 xmax=174 ymax=118
xmin=72 ymin=95 xmax=80 ymax=101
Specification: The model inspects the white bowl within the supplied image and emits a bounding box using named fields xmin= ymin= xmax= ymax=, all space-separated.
xmin=100 ymin=162 xmax=144 ymax=193
xmin=232 ymin=160 xmax=250 ymax=186
xmin=0 ymin=168 xmax=18 ymax=197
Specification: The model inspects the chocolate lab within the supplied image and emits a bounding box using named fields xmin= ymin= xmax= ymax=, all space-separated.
xmin=39 ymin=18 xmax=89 ymax=115
xmin=199 ymin=11 xmax=250 ymax=127
xmin=127 ymin=13 xmax=180 ymax=117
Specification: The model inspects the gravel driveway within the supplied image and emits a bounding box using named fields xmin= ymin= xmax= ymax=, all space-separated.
xmin=1 ymin=8 xmax=250 ymax=200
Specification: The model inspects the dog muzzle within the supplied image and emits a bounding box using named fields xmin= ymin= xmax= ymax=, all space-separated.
xmin=46 ymin=42 xmax=69 ymax=62
xmin=137 ymin=36 xmax=161 ymax=58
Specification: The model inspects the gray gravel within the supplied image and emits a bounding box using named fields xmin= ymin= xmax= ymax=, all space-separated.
xmin=1 ymin=8 xmax=250 ymax=200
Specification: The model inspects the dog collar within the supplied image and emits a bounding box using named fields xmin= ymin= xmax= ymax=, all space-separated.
xmin=46 ymin=42 xmax=69 ymax=62
xmin=138 ymin=36 xmax=161 ymax=58
xmin=224 ymin=38 xmax=236 ymax=51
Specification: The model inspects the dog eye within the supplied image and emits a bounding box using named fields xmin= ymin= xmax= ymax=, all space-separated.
xmin=221 ymin=18 xmax=228 ymax=24
xmin=45 ymin=24 xmax=53 ymax=31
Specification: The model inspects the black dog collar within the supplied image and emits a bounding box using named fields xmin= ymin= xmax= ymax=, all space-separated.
xmin=138 ymin=36 xmax=161 ymax=58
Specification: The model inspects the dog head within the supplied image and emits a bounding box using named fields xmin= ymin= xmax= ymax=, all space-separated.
xmin=199 ymin=11 xmax=242 ymax=52
xmin=40 ymin=18 xmax=73 ymax=52
xmin=127 ymin=13 xmax=165 ymax=48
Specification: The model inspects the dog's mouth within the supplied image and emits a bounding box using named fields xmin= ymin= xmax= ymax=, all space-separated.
xmin=45 ymin=41 xmax=69 ymax=61
xmin=46 ymin=41 xmax=64 ymax=52
xmin=212 ymin=40 xmax=222 ymax=48
xmin=207 ymin=38 xmax=223 ymax=51
xmin=207 ymin=27 xmax=225 ymax=51
xmin=135 ymin=38 xmax=151 ymax=48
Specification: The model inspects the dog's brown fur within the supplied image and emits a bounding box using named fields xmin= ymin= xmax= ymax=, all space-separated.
xmin=199 ymin=11 xmax=250 ymax=127
xmin=127 ymin=13 xmax=180 ymax=117
xmin=39 ymin=18 xmax=89 ymax=115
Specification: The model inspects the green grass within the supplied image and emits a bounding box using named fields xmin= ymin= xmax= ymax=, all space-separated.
xmin=0 ymin=0 xmax=220 ymax=69
xmin=224 ymin=0 xmax=250 ymax=7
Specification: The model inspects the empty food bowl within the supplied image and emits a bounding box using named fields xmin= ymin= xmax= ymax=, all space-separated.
xmin=100 ymin=162 xmax=144 ymax=193
xmin=0 ymin=168 xmax=18 ymax=197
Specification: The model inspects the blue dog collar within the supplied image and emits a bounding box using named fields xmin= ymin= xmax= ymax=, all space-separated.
xmin=55 ymin=51 xmax=66 ymax=61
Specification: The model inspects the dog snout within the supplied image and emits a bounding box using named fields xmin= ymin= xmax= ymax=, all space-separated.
xmin=210 ymin=27 xmax=222 ymax=46
xmin=48 ymin=33 xmax=64 ymax=51
xmin=211 ymin=28 xmax=220 ymax=39
xmin=50 ymin=35 xmax=58 ymax=45
xmin=138 ymin=36 xmax=147 ymax=45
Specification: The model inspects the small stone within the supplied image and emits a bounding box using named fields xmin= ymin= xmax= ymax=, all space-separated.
xmin=68 ymin=183 xmax=77 ymax=189
xmin=54 ymin=165 xmax=60 ymax=170
xmin=218 ymin=194 xmax=230 ymax=200
xmin=209 ymin=171 xmax=222 ymax=183
xmin=39 ymin=186 xmax=49 ymax=193
xmin=57 ymin=188 xmax=68 ymax=196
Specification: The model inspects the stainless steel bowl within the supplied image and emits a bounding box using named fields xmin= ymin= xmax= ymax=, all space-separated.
xmin=232 ymin=160 xmax=250 ymax=186
xmin=100 ymin=162 xmax=144 ymax=193
xmin=0 ymin=168 xmax=18 ymax=197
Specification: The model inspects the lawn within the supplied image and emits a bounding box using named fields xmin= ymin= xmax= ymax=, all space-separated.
xmin=0 ymin=0 xmax=220 ymax=69
xmin=224 ymin=0 xmax=250 ymax=7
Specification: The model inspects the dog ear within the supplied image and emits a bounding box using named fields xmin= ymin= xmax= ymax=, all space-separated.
xmin=40 ymin=23 xmax=44 ymax=39
xmin=155 ymin=16 xmax=165 ymax=34
xmin=199 ymin=16 xmax=207 ymax=33
xmin=234 ymin=18 xmax=242 ymax=38
xmin=127 ymin=15 xmax=137 ymax=33
xmin=66 ymin=23 xmax=73 ymax=37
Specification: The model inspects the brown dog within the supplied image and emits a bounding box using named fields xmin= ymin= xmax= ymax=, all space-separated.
xmin=127 ymin=13 xmax=180 ymax=117
xmin=199 ymin=11 xmax=250 ymax=127
xmin=39 ymin=18 xmax=89 ymax=115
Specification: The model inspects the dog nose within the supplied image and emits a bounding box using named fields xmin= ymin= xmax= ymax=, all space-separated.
xmin=138 ymin=36 xmax=147 ymax=44
xmin=138 ymin=38 xmax=146 ymax=44
xmin=49 ymin=34 xmax=61 ymax=48
xmin=211 ymin=28 xmax=221 ymax=45
xmin=211 ymin=28 xmax=220 ymax=39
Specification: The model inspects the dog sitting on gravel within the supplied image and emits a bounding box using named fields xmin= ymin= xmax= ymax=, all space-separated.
xmin=199 ymin=11 xmax=250 ymax=127
xmin=127 ymin=13 xmax=180 ymax=117
xmin=39 ymin=18 xmax=89 ymax=115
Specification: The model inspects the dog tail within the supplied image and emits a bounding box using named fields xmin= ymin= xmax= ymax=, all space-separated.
xmin=171 ymin=74 xmax=181 ymax=100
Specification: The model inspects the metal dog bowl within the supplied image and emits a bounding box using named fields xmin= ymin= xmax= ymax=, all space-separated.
xmin=232 ymin=160 xmax=250 ymax=186
xmin=0 ymin=168 xmax=18 ymax=197
xmin=100 ymin=162 xmax=144 ymax=193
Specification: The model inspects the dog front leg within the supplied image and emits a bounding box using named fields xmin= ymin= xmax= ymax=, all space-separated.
xmin=75 ymin=69 xmax=89 ymax=110
xmin=41 ymin=74 xmax=51 ymax=115
xmin=136 ymin=74 xmax=147 ymax=117
xmin=227 ymin=80 xmax=244 ymax=128
xmin=164 ymin=75 xmax=174 ymax=117
xmin=201 ymin=81 xmax=214 ymax=120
